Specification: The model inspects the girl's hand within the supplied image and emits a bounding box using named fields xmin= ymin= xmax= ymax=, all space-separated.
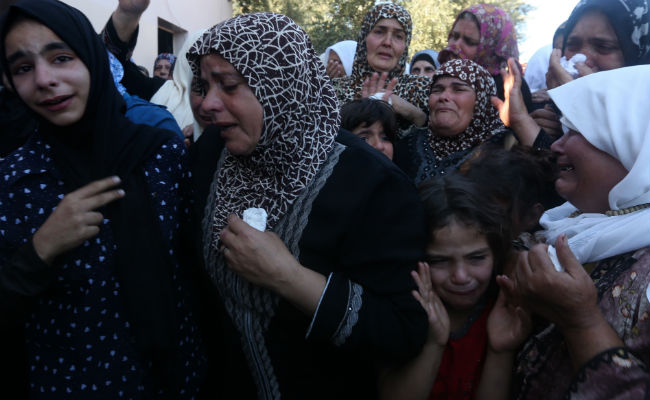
xmin=487 ymin=275 xmax=531 ymax=353
xmin=32 ymin=176 xmax=125 ymax=264
xmin=411 ymin=261 xmax=450 ymax=346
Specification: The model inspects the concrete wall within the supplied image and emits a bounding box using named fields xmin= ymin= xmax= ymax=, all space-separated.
xmin=61 ymin=0 xmax=232 ymax=71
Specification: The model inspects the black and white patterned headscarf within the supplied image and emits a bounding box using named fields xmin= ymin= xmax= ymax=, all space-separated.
xmin=428 ymin=59 xmax=508 ymax=160
xmin=564 ymin=0 xmax=650 ymax=66
xmin=332 ymin=3 xmax=431 ymax=118
xmin=187 ymin=13 xmax=339 ymax=246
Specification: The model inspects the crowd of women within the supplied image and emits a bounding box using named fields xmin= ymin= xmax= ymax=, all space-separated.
xmin=0 ymin=0 xmax=648 ymax=398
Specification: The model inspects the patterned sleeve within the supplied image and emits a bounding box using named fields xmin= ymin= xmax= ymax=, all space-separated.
xmin=568 ymin=347 xmax=649 ymax=399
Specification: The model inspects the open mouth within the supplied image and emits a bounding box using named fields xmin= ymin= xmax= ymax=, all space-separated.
xmin=39 ymin=95 xmax=73 ymax=111
xmin=559 ymin=165 xmax=575 ymax=172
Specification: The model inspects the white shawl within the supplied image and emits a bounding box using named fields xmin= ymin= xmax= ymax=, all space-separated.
xmin=541 ymin=65 xmax=650 ymax=264
xmin=321 ymin=40 xmax=357 ymax=77
xmin=150 ymin=29 xmax=207 ymax=141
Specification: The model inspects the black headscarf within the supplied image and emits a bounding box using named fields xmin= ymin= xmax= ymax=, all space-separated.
xmin=0 ymin=0 xmax=178 ymax=385
xmin=563 ymin=0 xmax=650 ymax=66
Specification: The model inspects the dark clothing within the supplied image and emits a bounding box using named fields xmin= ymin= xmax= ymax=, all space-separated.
xmin=0 ymin=133 xmax=206 ymax=398
xmin=189 ymin=128 xmax=429 ymax=399
xmin=394 ymin=126 xmax=510 ymax=185
xmin=0 ymin=1 xmax=206 ymax=397
xmin=101 ymin=16 xmax=165 ymax=100
xmin=0 ymin=87 xmax=37 ymax=158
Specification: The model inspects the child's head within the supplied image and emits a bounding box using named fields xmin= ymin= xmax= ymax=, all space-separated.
xmin=460 ymin=144 xmax=562 ymax=235
xmin=418 ymin=173 xmax=510 ymax=311
xmin=341 ymin=98 xmax=396 ymax=160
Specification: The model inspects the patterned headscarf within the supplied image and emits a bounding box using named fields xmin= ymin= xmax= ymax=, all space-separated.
xmin=440 ymin=4 xmax=519 ymax=75
xmin=564 ymin=0 xmax=650 ymax=66
xmin=332 ymin=3 xmax=431 ymax=120
xmin=186 ymin=13 xmax=339 ymax=247
xmin=428 ymin=59 xmax=507 ymax=160
xmin=154 ymin=52 xmax=177 ymax=72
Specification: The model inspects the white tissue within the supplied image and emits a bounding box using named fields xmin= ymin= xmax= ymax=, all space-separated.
xmin=559 ymin=53 xmax=587 ymax=79
xmin=369 ymin=92 xmax=392 ymax=105
xmin=243 ymin=208 xmax=268 ymax=231
xmin=547 ymin=245 xmax=564 ymax=272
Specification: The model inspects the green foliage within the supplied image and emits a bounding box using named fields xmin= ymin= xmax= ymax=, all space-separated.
xmin=232 ymin=0 xmax=532 ymax=58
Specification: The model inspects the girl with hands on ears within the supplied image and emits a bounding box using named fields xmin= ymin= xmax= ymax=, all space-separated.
xmin=379 ymin=173 xmax=531 ymax=400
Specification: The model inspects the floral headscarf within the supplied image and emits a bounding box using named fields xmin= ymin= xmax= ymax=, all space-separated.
xmin=186 ymin=13 xmax=339 ymax=248
xmin=428 ymin=59 xmax=507 ymax=160
xmin=564 ymin=0 xmax=650 ymax=66
xmin=332 ymin=3 xmax=431 ymax=124
xmin=440 ymin=4 xmax=519 ymax=75
xmin=154 ymin=52 xmax=176 ymax=74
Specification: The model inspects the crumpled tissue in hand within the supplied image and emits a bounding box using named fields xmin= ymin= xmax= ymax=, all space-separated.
xmin=243 ymin=208 xmax=268 ymax=232
xmin=559 ymin=53 xmax=587 ymax=79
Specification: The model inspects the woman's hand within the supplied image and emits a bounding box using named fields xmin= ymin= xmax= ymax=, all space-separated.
xmin=530 ymin=89 xmax=550 ymax=104
xmin=182 ymin=124 xmax=194 ymax=148
xmin=32 ymin=176 xmax=125 ymax=264
xmin=529 ymin=106 xmax=562 ymax=139
xmin=361 ymin=72 xmax=397 ymax=101
xmin=411 ymin=262 xmax=450 ymax=347
xmin=513 ymin=235 xmax=599 ymax=331
xmin=220 ymin=214 xmax=300 ymax=289
xmin=361 ymin=72 xmax=426 ymax=126
xmin=487 ymin=275 xmax=531 ymax=353
xmin=491 ymin=58 xmax=540 ymax=146
xmin=512 ymin=235 xmax=624 ymax=370
xmin=219 ymin=214 xmax=327 ymax=314
xmin=546 ymin=49 xmax=574 ymax=90
xmin=326 ymin=58 xmax=345 ymax=79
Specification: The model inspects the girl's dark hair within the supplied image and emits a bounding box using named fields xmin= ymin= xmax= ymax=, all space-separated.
xmin=459 ymin=144 xmax=563 ymax=234
xmin=418 ymin=172 xmax=511 ymax=274
xmin=340 ymin=98 xmax=397 ymax=142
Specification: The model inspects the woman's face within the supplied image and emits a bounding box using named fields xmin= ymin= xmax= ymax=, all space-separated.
xmin=351 ymin=120 xmax=393 ymax=160
xmin=4 ymin=19 xmax=90 ymax=126
xmin=428 ymin=76 xmax=476 ymax=137
xmin=190 ymin=87 xmax=212 ymax=129
xmin=411 ymin=60 xmax=436 ymax=78
xmin=551 ymin=129 xmax=628 ymax=213
xmin=447 ymin=17 xmax=480 ymax=60
xmin=365 ymin=18 xmax=406 ymax=73
xmin=427 ymin=218 xmax=494 ymax=312
xmin=564 ymin=10 xmax=624 ymax=72
xmin=154 ymin=58 xmax=173 ymax=79
xmin=198 ymin=54 xmax=264 ymax=156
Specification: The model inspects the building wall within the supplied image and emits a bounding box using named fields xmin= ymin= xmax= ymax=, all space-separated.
xmin=61 ymin=0 xmax=232 ymax=71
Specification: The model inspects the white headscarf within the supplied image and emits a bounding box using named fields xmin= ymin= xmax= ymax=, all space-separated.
xmin=321 ymin=40 xmax=357 ymax=76
xmin=150 ymin=29 xmax=207 ymax=140
xmin=541 ymin=65 xmax=650 ymax=264
xmin=523 ymin=44 xmax=552 ymax=92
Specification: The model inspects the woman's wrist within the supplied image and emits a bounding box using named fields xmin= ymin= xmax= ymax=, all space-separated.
xmin=560 ymin=311 xmax=624 ymax=372
xmin=510 ymin=114 xmax=541 ymax=146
